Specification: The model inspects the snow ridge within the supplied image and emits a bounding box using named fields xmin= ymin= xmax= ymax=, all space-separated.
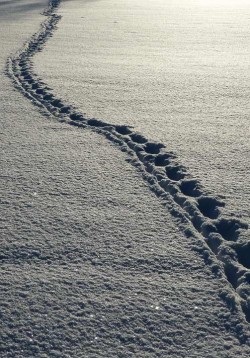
xmin=6 ymin=0 xmax=250 ymax=325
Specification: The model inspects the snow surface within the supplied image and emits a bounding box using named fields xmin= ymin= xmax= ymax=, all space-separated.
xmin=1 ymin=0 xmax=250 ymax=357
xmin=34 ymin=0 xmax=250 ymax=225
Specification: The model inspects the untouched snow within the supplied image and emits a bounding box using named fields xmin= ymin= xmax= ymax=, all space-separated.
xmin=1 ymin=0 xmax=250 ymax=357
xmin=34 ymin=0 xmax=250 ymax=225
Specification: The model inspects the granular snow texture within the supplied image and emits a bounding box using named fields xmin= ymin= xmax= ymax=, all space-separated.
xmin=1 ymin=1 xmax=250 ymax=357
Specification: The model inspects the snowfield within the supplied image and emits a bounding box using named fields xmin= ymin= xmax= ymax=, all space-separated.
xmin=34 ymin=0 xmax=250 ymax=225
xmin=1 ymin=0 xmax=250 ymax=357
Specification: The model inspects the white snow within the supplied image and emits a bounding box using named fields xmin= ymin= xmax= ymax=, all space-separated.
xmin=34 ymin=0 xmax=250 ymax=224
xmin=1 ymin=0 xmax=250 ymax=356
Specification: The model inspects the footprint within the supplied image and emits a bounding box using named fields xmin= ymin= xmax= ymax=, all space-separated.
xmin=26 ymin=79 xmax=35 ymax=84
xmin=115 ymin=125 xmax=132 ymax=135
xmin=144 ymin=142 xmax=164 ymax=154
xmin=70 ymin=112 xmax=84 ymax=121
xmin=43 ymin=93 xmax=54 ymax=100
xmin=87 ymin=119 xmax=108 ymax=127
xmin=154 ymin=153 xmax=174 ymax=166
xmin=129 ymin=133 xmax=147 ymax=144
xmin=60 ymin=106 xmax=70 ymax=114
xmin=51 ymin=99 xmax=63 ymax=108
xmin=36 ymin=88 xmax=46 ymax=95
xmin=179 ymin=179 xmax=202 ymax=197
xmin=197 ymin=196 xmax=224 ymax=219
xmin=165 ymin=165 xmax=186 ymax=181
xmin=32 ymin=83 xmax=39 ymax=89
xmin=215 ymin=218 xmax=248 ymax=241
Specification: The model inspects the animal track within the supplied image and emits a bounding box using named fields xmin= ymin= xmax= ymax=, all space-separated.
xmin=130 ymin=133 xmax=147 ymax=144
xmin=154 ymin=153 xmax=174 ymax=166
xmin=6 ymin=0 xmax=250 ymax=324
xmin=197 ymin=196 xmax=224 ymax=219
xmin=165 ymin=165 xmax=186 ymax=181
xmin=234 ymin=242 xmax=250 ymax=270
xmin=179 ymin=179 xmax=201 ymax=197
xmin=144 ymin=142 xmax=164 ymax=154
xmin=215 ymin=218 xmax=248 ymax=242
xmin=115 ymin=125 xmax=132 ymax=135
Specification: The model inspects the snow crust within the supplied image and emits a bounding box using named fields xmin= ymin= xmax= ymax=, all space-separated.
xmin=1 ymin=0 xmax=250 ymax=356
xmin=34 ymin=0 xmax=250 ymax=224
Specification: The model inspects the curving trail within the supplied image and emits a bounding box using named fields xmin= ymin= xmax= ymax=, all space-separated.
xmin=6 ymin=0 xmax=250 ymax=323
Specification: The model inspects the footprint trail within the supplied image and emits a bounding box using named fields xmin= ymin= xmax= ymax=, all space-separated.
xmin=6 ymin=0 xmax=250 ymax=324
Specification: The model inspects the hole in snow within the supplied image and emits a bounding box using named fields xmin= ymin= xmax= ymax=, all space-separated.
xmin=144 ymin=142 xmax=164 ymax=154
xmin=179 ymin=179 xmax=202 ymax=197
xmin=197 ymin=197 xmax=224 ymax=219
xmin=165 ymin=166 xmax=186 ymax=181
xmin=215 ymin=218 xmax=248 ymax=241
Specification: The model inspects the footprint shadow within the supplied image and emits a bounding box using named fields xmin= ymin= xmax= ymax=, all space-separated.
xmin=197 ymin=197 xmax=224 ymax=219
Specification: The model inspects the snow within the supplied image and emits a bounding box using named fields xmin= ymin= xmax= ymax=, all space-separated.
xmin=34 ymin=0 xmax=250 ymax=225
xmin=1 ymin=0 xmax=250 ymax=356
